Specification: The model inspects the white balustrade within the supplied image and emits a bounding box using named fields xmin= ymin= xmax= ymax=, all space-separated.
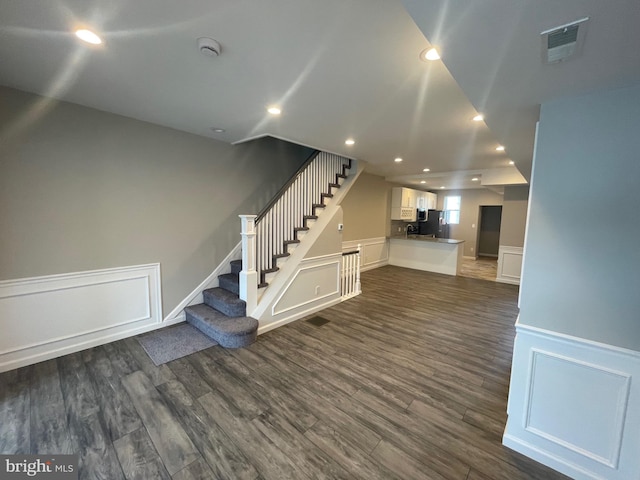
xmin=251 ymin=152 xmax=350 ymax=286
xmin=341 ymin=244 xmax=362 ymax=299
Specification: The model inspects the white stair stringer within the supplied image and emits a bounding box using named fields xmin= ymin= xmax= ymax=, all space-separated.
xmin=250 ymin=159 xmax=363 ymax=333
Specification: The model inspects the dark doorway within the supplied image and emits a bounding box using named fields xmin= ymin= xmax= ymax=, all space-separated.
xmin=478 ymin=205 xmax=502 ymax=257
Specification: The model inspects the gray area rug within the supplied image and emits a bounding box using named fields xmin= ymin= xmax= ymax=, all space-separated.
xmin=137 ymin=323 xmax=217 ymax=366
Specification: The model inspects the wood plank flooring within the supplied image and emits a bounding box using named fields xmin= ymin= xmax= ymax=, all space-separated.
xmin=0 ymin=265 xmax=570 ymax=480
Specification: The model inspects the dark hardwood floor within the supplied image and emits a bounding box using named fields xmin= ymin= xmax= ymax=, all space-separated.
xmin=0 ymin=265 xmax=570 ymax=480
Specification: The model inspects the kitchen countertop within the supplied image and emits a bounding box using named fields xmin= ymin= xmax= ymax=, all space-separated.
xmin=392 ymin=235 xmax=465 ymax=245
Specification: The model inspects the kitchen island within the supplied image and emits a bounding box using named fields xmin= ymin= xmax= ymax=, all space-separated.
xmin=389 ymin=235 xmax=465 ymax=276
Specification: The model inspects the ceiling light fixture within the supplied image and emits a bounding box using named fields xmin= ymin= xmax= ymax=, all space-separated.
xmin=473 ymin=114 xmax=484 ymax=122
xmin=423 ymin=168 xmax=430 ymax=172
xmin=420 ymin=180 xmax=427 ymax=184
xmin=267 ymin=106 xmax=281 ymax=115
xmin=509 ymin=160 xmax=515 ymax=165
xmin=345 ymin=139 xmax=355 ymax=145
xmin=440 ymin=186 xmax=445 ymax=189
xmin=211 ymin=128 xmax=225 ymax=133
xmin=421 ymin=47 xmax=440 ymax=61
xmin=496 ymin=145 xmax=505 ymax=151
xmin=472 ymin=177 xmax=479 ymax=181
xmin=394 ymin=157 xmax=403 ymax=163
xmin=75 ymin=29 xmax=102 ymax=45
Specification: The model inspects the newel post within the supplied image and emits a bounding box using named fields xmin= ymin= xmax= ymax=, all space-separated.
xmin=239 ymin=215 xmax=258 ymax=315
xmin=355 ymin=243 xmax=362 ymax=294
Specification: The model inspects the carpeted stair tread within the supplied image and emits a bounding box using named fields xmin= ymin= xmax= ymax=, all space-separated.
xmin=218 ymin=273 xmax=240 ymax=295
xmin=230 ymin=260 xmax=242 ymax=275
xmin=203 ymin=287 xmax=246 ymax=317
xmin=185 ymin=304 xmax=257 ymax=348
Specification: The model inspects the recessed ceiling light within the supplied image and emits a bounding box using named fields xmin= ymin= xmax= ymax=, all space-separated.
xmin=345 ymin=139 xmax=355 ymax=146
xmin=394 ymin=157 xmax=403 ymax=163
xmin=421 ymin=47 xmax=440 ymax=61
xmin=423 ymin=168 xmax=430 ymax=172
xmin=496 ymin=145 xmax=505 ymax=151
xmin=440 ymin=186 xmax=445 ymax=189
xmin=420 ymin=180 xmax=427 ymax=184
xmin=211 ymin=128 xmax=225 ymax=133
xmin=473 ymin=114 xmax=484 ymax=122
xmin=267 ymin=106 xmax=281 ymax=115
xmin=472 ymin=177 xmax=479 ymax=181
xmin=509 ymin=160 xmax=515 ymax=165
xmin=75 ymin=29 xmax=102 ymax=45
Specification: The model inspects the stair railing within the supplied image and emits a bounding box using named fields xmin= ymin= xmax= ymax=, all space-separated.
xmin=239 ymin=151 xmax=351 ymax=314
xmin=341 ymin=245 xmax=362 ymax=299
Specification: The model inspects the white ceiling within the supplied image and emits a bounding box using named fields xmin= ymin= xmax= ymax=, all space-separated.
xmin=1 ymin=0 xmax=639 ymax=189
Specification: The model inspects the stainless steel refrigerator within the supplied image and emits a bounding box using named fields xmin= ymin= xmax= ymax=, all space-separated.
xmin=419 ymin=210 xmax=449 ymax=238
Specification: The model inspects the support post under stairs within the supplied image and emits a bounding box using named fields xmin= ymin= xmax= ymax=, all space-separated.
xmin=239 ymin=214 xmax=257 ymax=315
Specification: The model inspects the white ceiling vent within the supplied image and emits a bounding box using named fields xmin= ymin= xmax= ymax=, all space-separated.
xmin=541 ymin=17 xmax=589 ymax=64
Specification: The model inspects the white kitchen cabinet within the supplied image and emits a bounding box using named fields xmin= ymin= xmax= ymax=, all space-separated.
xmin=413 ymin=191 xmax=437 ymax=211
xmin=391 ymin=187 xmax=417 ymax=221
xmin=426 ymin=192 xmax=438 ymax=210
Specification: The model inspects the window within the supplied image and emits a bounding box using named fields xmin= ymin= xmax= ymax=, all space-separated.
xmin=443 ymin=195 xmax=461 ymax=224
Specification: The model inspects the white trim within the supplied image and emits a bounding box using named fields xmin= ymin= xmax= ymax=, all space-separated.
xmin=258 ymin=297 xmax=342 ymax=335
xmin=497 ymin=245 xmax=523 ymax=285
xmin=515 ymin=321 xmax=640 ymax=359
xmin=272 ymin=258 xmax=340 ymax=316
xmin=523 ymin=349 xmax=630 ymax=468
xmin=342 ymin=237 xmax=388 ymax=272
xmin=504 ymin=322 xmax=640 ymax=480
xmin=163 ymin=242 xmax=242 ymax=322
xmin=0 ymin=264 xmax=165 ymax=372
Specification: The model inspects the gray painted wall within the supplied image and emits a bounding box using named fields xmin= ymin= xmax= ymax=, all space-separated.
xmin=519 ymin=83 xmax=640 ymax=351
xmin=340 ymin=171 xmax=395 ymax=241
xmin=0 ymin=87 xmax=312 ymax=315
xmin=304 ymin=207 xmax=343 ymax=258
xmin=437 ymin=189 xmax=503 ymax=257
xmin=499 ymin=185 xmax=529 ymax=247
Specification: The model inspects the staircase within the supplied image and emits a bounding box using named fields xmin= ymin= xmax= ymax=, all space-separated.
xmin=185 ymin=151 xmax=354 ymax=348
xmin=184 ymin=259 xmax=258 ymax=348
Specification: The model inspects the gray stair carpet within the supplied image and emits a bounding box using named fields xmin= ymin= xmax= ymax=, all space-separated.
xmin=203 ymin=287 xmax=246 ymax=317
xmin=218 ymin=273 xmax=240 ymax=295
xmin=183 ymin=259 xmax=258 ymax=349
xmin=185 ymin=304 xmax=258 ymax=348
xmin=230 ymin=259 xmax=242 ymax=274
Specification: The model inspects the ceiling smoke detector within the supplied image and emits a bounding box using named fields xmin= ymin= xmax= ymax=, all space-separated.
xmin=541 ymin=17 xmax=589 ymax=64
xmin=198 ymin=37 xmax=221 ymax=57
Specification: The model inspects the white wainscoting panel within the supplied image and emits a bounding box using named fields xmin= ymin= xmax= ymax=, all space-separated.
xmin=497 ymin=245 xmax=523 ymax=285
xmin=504 ymin=321 xmax=640 ymax=480
xmin=0 ymin=264 xmax=166 ymax=372
xmin=342 ymin=237 xmax=388 ymax=271
xmin=257 ymin=254 xmax=342 ymax=335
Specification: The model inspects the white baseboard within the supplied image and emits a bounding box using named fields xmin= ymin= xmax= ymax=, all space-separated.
xmin=164 ymin=242 xmax=242 ymax=322
xmin=342 ymin=237 xmax=388 ymax=272
xmin=256 ymin=252 xmax=343 ymax=332
xmin=258 ymin=296 xmax=342 ymax=336
xmin=0 ymin=264 xmax=166 ymax=372
xmin=504 ymin=321 xmax=640 ymax=480
xmin=497 ymin=245 xmax=523 ymax=285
